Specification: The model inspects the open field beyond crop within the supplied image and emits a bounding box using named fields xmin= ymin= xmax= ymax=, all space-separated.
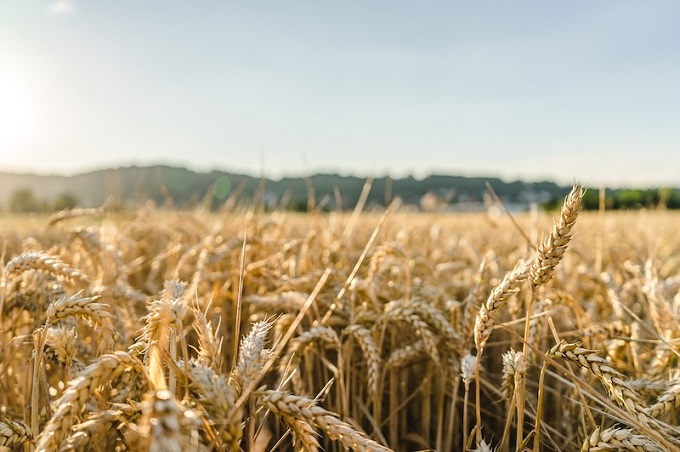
xmin=2 ymin=191 xmax=680 ymax=451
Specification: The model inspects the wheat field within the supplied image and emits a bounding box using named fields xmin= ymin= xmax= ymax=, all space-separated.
xmin=2 ymin=188 xmax=680 ymax=451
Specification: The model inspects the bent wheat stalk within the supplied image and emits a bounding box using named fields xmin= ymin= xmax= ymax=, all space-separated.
xmin=257 ymin=389 xmax=393 ymax=452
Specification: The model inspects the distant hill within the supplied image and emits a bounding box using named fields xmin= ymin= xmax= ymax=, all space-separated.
xmin=0 ymin=165 xmax=569 ymax=211
xmin=1 ymin=165 xmax=678 ymax=211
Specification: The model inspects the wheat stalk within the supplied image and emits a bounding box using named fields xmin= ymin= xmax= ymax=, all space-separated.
xmin=245 ymin=291 xmax=308 ymax=312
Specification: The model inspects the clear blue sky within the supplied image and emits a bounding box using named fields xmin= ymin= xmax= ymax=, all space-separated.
xmin=1 ymin=1 xmax=679 ymax=186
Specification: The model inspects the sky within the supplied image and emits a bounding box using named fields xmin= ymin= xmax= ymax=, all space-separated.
xmin=0 ymin=1 xmax=679 ymax=187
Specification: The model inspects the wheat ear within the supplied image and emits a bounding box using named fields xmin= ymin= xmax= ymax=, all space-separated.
xmin=185 ymin=360 xmax=242 ymax=448
xmin=140 ymin=389 xmax=190 ymax=452
xmin=529 ymin=184 xmax=584 ymax=288
xmin=257 ymin=389 xmax=393 ymax=451
xmin=281 ymin=325 xmax=341 ymax=374
xmin=260 ymin=390 xmax=321 ymax=452
xmin=548 ymin=341 xmax=651 ymax=427
xmin=45 ymin=292 xmax=115 ymax=352
xmin=0 ymin=418 xmax=33 ymax=448
xmin=501 ymin=349 xmax=526 ymax=404
xmin=474 ymin=260 xmax=530 ymax=354
xmin=231 ymin=319 xmax=274 ymax=394
xmin=344 ymin=324 xmax=382 ymax=398
xmin=646 ymin=379 xmax=680 ymax=419
xmin=61 ymin=406 xmax=135 ymax=451
xmin=379 ymin=302 xmax=441 ymax=363
xmin=385 ymin=340 xmax=426 ymax=369
xmin=138 ymin=280 xmax=188 ymax=391
xmin=581 ymin=426 xmax=665 ymax=452
xmin=6 ymin=251 xmax=90 ymax=286
xmin=47 ymin=206 xmax=104 ymax=226
xmin=34 ymin=351 xmax=143 ymax=452
xmin=44 ymin=326 xmax=82 ymax=375
xmin=193 ymin=308 xmax=224 ymax=371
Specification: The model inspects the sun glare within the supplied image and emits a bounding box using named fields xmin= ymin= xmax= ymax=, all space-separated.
xmin=0 ymin=67 xmax=32 ymax=150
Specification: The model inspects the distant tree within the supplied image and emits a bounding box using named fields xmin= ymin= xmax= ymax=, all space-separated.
xmin=286 ymin=198 xmax=308 ymax=212
xmin=540 ymin=194 xmax=563 ymax=211
xmin=53 ymin=192 xmax=79 ymax=211
xmin=581 ymin=189 xmax=615 ymax=210
xmin=664 ymin=189 xmax=680 ymax=209
xmin=9 ymin=188 xmax=43 ymax=213
xmin=615 ymin=189 xmax=648 ymax=209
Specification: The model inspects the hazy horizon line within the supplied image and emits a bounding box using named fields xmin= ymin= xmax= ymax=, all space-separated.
xmin=1 ymin=161 xmax=678 ymax=190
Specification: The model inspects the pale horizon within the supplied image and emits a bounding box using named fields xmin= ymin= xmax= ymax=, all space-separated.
xmin=1 ymin=1 xmax=679 ymax=187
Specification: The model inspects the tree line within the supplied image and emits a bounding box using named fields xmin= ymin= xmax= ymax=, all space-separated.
xmin=4 ymin=185 xmax=680 ymax=213
xmin=543 ymin=188 xmax=680 ymax=210
xmin=4 ymin=188 xmax=79 ymax=213
xmin=1 ymin=165 xmax=678 ymax=213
